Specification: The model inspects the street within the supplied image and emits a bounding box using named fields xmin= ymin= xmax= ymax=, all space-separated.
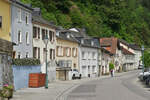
xmin=67 ymin=70 xmax=150 ymax=100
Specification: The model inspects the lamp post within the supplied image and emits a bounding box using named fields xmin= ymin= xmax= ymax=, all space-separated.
xmin=44 ymin=34 xmax=49 ymax=89
xmin=141 ymin=45 xmax=145 ymax=75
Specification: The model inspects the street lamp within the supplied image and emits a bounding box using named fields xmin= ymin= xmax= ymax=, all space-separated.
xmin=44 ymin=34 xmax=49 ymax=89
xmin=141 ymin=45 xmax=145 ymax=74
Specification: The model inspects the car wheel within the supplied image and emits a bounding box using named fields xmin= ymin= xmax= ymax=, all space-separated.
xmin=79 ymin=74 xmax=81 ymax=79
xmin=72 ymin=74 xmax=75 ymax=80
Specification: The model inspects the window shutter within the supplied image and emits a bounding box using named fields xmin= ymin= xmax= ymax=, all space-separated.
xmin=63 ymin=47 xmax=66 ymax=57
xmin=38 ymin=27 xmax=40 ymax=39
xmin=69 ymin=48 xmax=71 ymax=57
xmin=53 ymin=49 xmax=55 ymax=59
xmin=76 ymin=48 xmax=78 ymax=57
xmin=38 ymin=48 xmax=40 ymax=59
xmin=56 ymin=46 xmax=59 ymax=56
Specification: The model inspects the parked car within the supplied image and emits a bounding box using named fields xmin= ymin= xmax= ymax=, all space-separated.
xmin=71 ymin=69 xmax=82 ymax=80
xmin=138 ymin=68 xmax=150 ymax=81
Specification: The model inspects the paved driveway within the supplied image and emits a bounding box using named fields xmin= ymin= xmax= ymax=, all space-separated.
xmin=67 ymin=70 xmax=150 ymax=100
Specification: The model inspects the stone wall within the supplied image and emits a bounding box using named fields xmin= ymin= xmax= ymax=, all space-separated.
xmin=0 ymin=38 xmax=13 ymax=88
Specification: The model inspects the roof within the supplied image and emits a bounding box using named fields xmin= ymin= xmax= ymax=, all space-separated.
xmin=100 ymin=37 xmax=118 ymax=54
xmin=76 ymin=38 xmax=100 ymax=48
xmin=129 ymin=44 xmax=141 ymax=51
xmin=118 ymin=39 xmax=129 ymax=46
xmin=32 ymin=15 xmax=57 ymax=29
xmin=57 ymin=32 xmax=79 ymax=43
xmin=10 ymin=0 xmax=33 ymax=10
xmin=122 ymin=47 xmax=135 ymax=55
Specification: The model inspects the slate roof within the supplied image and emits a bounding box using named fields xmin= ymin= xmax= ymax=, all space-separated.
xmin=100 ymin=37 xmax=118 ymax=54
xmin=32 ymin=15 xmax=57 ymax=29
xmin=57 ymin=29 xmax=100 ymax=48
xmin=56 ymin=32 xmax=79 ymax=43
xmin=129 ymin=44 xmax=141 ymax=51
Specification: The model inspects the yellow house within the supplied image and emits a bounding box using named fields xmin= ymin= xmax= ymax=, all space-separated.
xmin=0 ymin=0 xmax=11 ymax=41
xmin=56 ymin=32 xmax=79 ymax=80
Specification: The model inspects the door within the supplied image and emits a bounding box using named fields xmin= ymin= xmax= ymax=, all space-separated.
xmin=82 ymin=66 xmax=86 ymax=77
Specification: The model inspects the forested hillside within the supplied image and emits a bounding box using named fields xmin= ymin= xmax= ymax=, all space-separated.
xmin=21 ymin=0 xmax=150 ymax=47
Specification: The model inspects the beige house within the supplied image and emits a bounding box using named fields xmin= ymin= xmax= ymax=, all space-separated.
xmin=56 ymin=30 xmax=79 ymax=80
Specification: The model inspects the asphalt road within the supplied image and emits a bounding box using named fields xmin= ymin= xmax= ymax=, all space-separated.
xmin=67 ymin=70 xmax=150 ymax=100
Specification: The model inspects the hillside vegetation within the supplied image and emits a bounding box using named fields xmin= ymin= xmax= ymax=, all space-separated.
xmin=21 ymin=0 xmax=150 ymax=47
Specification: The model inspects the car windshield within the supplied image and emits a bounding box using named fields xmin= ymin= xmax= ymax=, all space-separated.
xmin=73 ymin=69 xmax=78 ymax=72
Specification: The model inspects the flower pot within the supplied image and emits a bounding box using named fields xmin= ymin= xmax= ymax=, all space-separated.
xmin=1 ymin=89 xmax=13 ymax=98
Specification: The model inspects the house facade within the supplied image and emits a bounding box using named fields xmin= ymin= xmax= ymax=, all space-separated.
xmin=77 ymin=38 xmax=99 ymax=78
xmin=129 ymin=44 xmax=142 ymax=69
xmin=11 ymin=0 xmax=33 ymax=58
xmin=56 ymin=30 xmax=79 ymax=80
xmin=32 ymin=8 xmax=57 ymax=82
xmin=0 ymin=0 xmax=11 ymax=41
xmin=118 ymin=39 xmax=136 ymax=71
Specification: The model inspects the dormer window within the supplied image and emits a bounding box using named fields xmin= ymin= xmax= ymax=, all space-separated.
xmin=91 ymin=41 xmax=94 ymax=46
xmin=67 ymin=34 xmax=70 ymax=38
xmin=81 ymin=39 xmax=84 ymax=44
xmin=0 ymin=16 xmax=2 ymax=28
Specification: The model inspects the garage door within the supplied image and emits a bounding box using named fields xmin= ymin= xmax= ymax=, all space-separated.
xmin=82 ymin=66 xmax=87 ymax=77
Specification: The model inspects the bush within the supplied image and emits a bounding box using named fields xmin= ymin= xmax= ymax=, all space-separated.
xmin=12 ymin=58 xmax=40 ymax=66
xmin=109 ymin=62 xmax=115 ymax=70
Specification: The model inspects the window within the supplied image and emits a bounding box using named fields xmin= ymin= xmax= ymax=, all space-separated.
xmin=66 ymin=48 xmax=70 ymax=57
xmin=26 ymin=32 xmax=29 ymax=44
xmin=18 ymin=8 xmax=21 ymax=22
xmin=33 ymin=26 xmax=37 ymax=38
xmin=50 ymin=49 xmax=53 ymax=60
xmin=25 ymin=13 xmax=29 ymax=24
xmin=38 ymin=48 xmax=40 ymax=59
xmin=18 ymin=52 xmax=21 ymax=59
xmin=33 ymin=47 xmax=37 ymax=58
xmin=72 ymin=48 xmax=77 ymax=57
xmin=42 ymin=29 xmax=45 ymax=40
xmin=53 ymin=49 xmax=55 ymax=59
xmin=82 ymin=52 xmax=85 ymax=59
xmin=38 ymin=27 xmax=40 ymax=39
xmin=92 ymin=52 xmax=96 ymax=59
xmin=0 ymin=16 xmax=2 ymax=28
xmin=26 ymin=52 xmax=29 ymax=58
xmin=18 ymin=30 xmax=21 ymax=43
xmin=49 ymin=31 xmax=52 ymax=41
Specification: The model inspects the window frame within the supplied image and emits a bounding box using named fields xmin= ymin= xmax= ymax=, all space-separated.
xmin=18 ymin=8 xmax=22 ymax=22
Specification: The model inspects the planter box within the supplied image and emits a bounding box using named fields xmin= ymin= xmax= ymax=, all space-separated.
xmin=29 ymin=73 xmax=46 ymax=88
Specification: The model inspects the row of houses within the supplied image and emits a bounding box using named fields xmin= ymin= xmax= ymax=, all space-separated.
xmin=0 ymin=0 xmax=142 ymax=82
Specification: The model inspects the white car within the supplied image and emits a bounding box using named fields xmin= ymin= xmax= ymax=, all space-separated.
xmin=138 ymin=71 xmax=150 ymax=81
xmin=72 ymin=69 xmax=82 ymax=80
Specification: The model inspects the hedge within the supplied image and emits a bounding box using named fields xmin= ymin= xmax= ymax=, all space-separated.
xmin=12 ymin=58 xmax=40 ymax=66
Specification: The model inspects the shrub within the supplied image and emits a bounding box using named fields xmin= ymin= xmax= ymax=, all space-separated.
xmin=12 ymin=58 xmax=40 ymax=66
xmin=109 ymin=62 xmax=115 ymax=70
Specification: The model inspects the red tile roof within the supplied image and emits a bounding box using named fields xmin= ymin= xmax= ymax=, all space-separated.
xmin=100 ymin=37 xmax=118 ymax=54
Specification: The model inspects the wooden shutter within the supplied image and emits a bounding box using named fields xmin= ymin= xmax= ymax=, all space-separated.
xmin=69 ymin=48 xmax=71 ymax=57
xmin=38 ymin=27 xmax=40 ymax=39
xmin=63 ymin=47 xmax=66 ymax=57
xmin=56 ymin=46 xmax=59 ymax=57
xmin=75 ymin=48 xmax=78 ymax=57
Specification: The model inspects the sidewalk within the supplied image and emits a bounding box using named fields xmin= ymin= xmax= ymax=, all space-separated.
xmin=11 ymin=71 xmax=131 ymax=100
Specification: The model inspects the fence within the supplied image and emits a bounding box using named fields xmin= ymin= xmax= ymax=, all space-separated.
xmin=13 ymin=65 xmax=41 ymax=90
